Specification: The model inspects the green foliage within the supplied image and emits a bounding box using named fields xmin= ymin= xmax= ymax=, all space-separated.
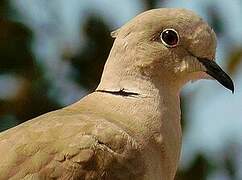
xmin=0 ymin=19 xmax=35 ymax=76
xmin=176 ymin=154 xmax=215 ymax=180
xmin=69 ymin=14 xmax=114 ymax=91
xmin=0 ymin=115 xmax=18 ymax=131
xmin=0 ymin=1 xmax=60 ymax=126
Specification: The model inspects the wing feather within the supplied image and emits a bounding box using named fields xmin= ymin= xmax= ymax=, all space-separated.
xmin=0 ymin=109 xmax=144 ymax=180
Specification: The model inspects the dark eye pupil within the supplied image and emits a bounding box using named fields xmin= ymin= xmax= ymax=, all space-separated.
xmin=161 ymin=30 xmax=178 ymax=46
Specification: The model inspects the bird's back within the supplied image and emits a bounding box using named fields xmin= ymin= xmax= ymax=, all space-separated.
xmin=0 ymin=94 xmax=144 ymax=180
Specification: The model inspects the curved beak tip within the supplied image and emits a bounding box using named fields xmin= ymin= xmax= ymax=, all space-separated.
xmin=225 ymin=78 xmax=234 ymax=93
xmin=231 ymin=83 xmax=235 ymax=94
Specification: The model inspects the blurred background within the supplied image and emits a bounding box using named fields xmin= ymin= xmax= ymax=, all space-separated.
xmin=0 ymin=0 xmax=241 ymax=179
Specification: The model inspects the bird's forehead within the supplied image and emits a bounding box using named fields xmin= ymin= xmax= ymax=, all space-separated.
xmin=139 ymin=8 xmax=202 ymax=22
xmin=120 ymin=8 xmax=209 ymax=36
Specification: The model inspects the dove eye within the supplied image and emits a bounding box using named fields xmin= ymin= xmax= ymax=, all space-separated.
xmin=160 ymin=29 xmax=179 ymax=48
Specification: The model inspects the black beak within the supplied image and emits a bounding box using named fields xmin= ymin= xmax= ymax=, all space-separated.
xmin=198 ymin=58 xmax=234 ymax=93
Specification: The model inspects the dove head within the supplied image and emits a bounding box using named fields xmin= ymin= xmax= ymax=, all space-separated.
xmin=97 ymin=8 xmax=234 ymax=95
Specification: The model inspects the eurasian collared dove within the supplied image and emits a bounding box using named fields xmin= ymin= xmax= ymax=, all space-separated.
xmin=0 ymin=8 xmax=234 ymax=180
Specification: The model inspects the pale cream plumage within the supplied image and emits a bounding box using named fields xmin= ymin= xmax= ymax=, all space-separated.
xmin=0 ymin=8 xmax=233 ymax=180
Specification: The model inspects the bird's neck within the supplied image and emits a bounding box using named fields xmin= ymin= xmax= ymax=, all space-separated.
xmin=96 ymin=70 xmax=182 ymax=140
xmin=95 ymin=48 xmax=183 ymax=138
xmin=96 ymin=63 xmax=181 ymax=98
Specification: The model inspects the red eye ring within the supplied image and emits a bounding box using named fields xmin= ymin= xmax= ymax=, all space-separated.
xmin=160 ymin=29 xmax=179 ymax=48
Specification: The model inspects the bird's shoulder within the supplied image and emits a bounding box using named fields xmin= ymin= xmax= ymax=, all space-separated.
xmin=0 ymin=108 xmax=145 ymax=179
